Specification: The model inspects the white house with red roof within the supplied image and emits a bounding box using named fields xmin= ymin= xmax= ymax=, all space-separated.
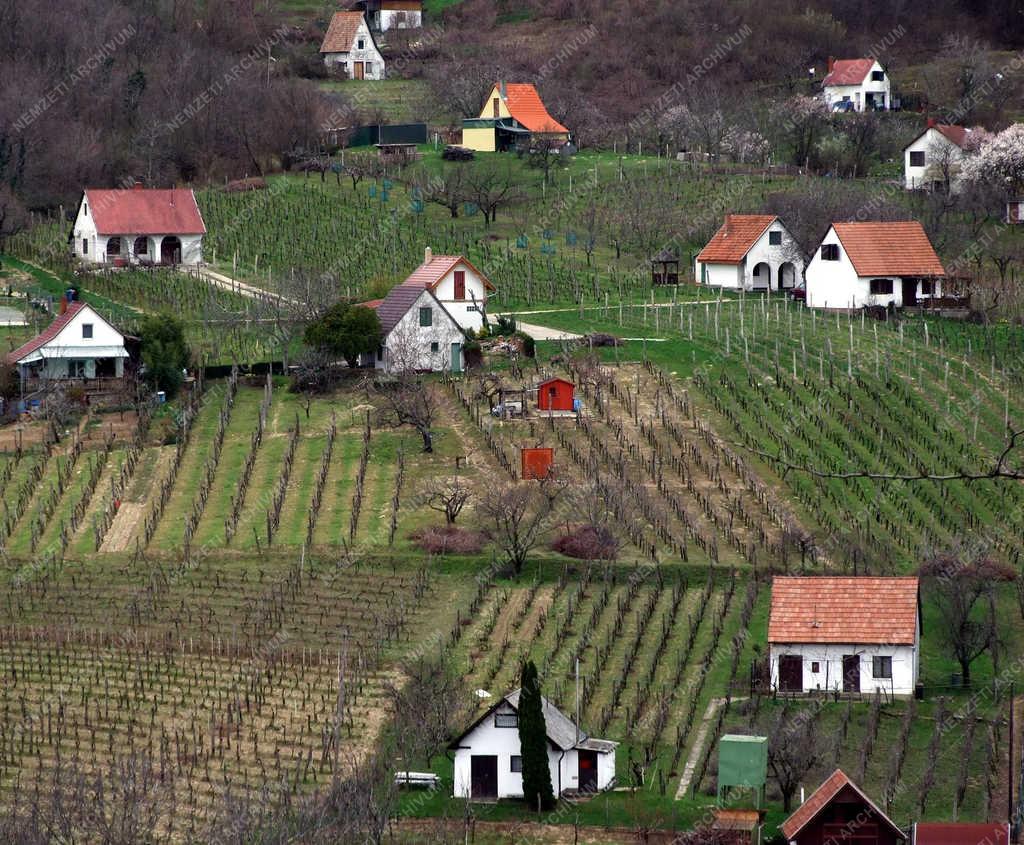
xmin=822 ymin=57 xmax=891 ymax=112
xmin=359 ymin=283 xmax=465 ymax=373
xmin=694 ymin=214 xmax=803 ymax=291
xmin=462 ymin=82 xmax=569 ymax=153
xmin=904 ymin=120 xmax=978 ymax=191
xmin=805 ymin=221 xmax=945 ymax=309
xmin=72 ymin=185 xmax=206 ymax=266
xmin=6 ymin=301 xmax=128 ymax=385
xmin=319 ymin=11 xmax=384 ymax=79
xmin=768 ymin=576 xmax=921 ymax=697
xmin=398 ymin=248 xmax=494 ymax=333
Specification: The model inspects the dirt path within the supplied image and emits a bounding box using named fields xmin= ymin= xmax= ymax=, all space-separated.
xmin=99 ymin=446 xmax=174 ymax=552
xmin=183 ymin=266 xmax=300 ymax=306
xmin=674 ymin=696 xmax=743 ymax=799
xmin=395 ymin=817 xmax=686 ymax=844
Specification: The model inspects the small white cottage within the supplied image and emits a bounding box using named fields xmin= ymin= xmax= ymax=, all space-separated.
xmin=904 ymin=121 xmax=975 ymax=192
xmin=6 ymin=301 xmax=129 ymax=386
xmin=804 ymin=221 xmax=945 ymax=309
xmin=72 ymin=185 xmax=205 ymax=266
xmin=399 ymin=248 xmax=494 ymax=333
xmin=360 ymin=285 xmax=465 ymax=373
xmin=768 ymin=576 xmax=921 ymax=697
xmin=320 ymin=11 xmax=385 ymax=79
xmin=450 ymin=689 xmax=617 ymax=800
xmin=822 ymin=58 xmax=891 ymax=112
xmin=694 ymin=214 xmax=803 ymax=291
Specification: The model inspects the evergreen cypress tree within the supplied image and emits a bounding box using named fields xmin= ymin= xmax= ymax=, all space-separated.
xmin=517 ymin=660 xmax=555 ymax=811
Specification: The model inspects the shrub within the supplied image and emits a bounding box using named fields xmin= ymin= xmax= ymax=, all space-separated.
xmin=516 ymin=331 xmax=536 ymax=358
xmin=409 ymin=525 xmax=485 ymax=555
xmin=552 ymin=524 xmax=619 ymax=560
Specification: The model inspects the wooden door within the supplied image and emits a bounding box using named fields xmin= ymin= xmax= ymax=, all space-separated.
xmin=578 ymin=750 xmax=598 ymax=793
xmin=470 ymin=755 xmax=497 ymax=799
xmin=353 ymin=61 xmax=364 ymax=80
xmin=901 ymin=279 xmax=918 ymax=306
xmin=453 ymin=270 xmax=466 ymax=300
xmin=450 ymin=342 xmax=462 ymax=374
xmin=778 ymin=655 xmax=803 ymax=692
xmin=842 ymin=655 xmax=860 ymax=693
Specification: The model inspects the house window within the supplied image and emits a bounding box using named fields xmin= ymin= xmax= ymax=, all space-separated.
xmin=872 ymin=656 xmax=893 ymax=679
xmin=870 ymin=278 xmax=893 ymax=295
xmin=466 ymin=305 xmax=478 ymax=312
xmin=769 ymin=231 xmax=782 ymax=246
xmin=419 ymin=307 xmax=432 ymax=327
xmin=493 ymin=97 xmax=501 ymax=118
xmin=810 ymin=662 xmax=820 ymax=673
xmin=365 ymin=62 xmax=373 ymax=76
xmin=910 ymin=151 xmax=925 ymax=167
xmin=921 ymin=280 xmax=934 ymax=295
xmin=494 ymin=713 xmax=518 ymax=728
xmin=430 ymin=341 xmax=439 ymax=353
xmin=454 ymin=270 xmax=466 ymax=300
xmin=510 ymin=755 xmax=523 ymax=772
xmin=69 ymin=360 xmax=86 ymax=378
xmin=357 ymin=39 xmax=365 ymax=49
xmin=376 ymin=346 xmax=384 ymax=362
xmin=82 ymin=324 xmax=93 ymax=339
xmin=821 ymin=243 xmax=840 ymax=261
xmin=871 ymin=70 xmax=885 ymax=81
xmin=82 ymin=239 xmax=89 ymax=255
xmin=84 ymin=204 xmax=88 ymax=216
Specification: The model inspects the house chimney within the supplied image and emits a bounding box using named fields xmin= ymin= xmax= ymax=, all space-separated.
xmin=499 ymin=81 xmax=507 ymax=99
xmin=424 ymin=246 xmax=432 ymax=264
xmin=827 ymin=56 xmax=835 ymax=73
xmin=926 ymin=117 xmax=936 ymax=129
xmin=133 ymin=182 xmax=143 ymax=190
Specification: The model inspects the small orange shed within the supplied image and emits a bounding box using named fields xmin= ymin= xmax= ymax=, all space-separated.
xmin=521 ymin=447 xmax=554 ymax=480
xmin=537 ymin=377 xmax=574 ymax=412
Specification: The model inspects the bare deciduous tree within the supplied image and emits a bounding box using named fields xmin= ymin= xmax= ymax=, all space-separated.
xmin=422 ymin=475 xmax=471 ymax=524
xmin=478 ymin=477 xmax=565 ymax=576
xmin=767 ymin=707 xmax=821 ymax=812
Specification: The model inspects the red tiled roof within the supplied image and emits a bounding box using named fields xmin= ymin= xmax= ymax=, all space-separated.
xmin=696 ymin=215 xmax=777 ymax=264
xmin=768 ymin=576 xmax=919 ymax=644
xmin=823 ymin=58 xmax=875 ymax=86
xmin=320 ymin=11 xmax=367 ymax=53
xmin=781 ymin=770 xmax=903 ymax=841
xmin=832 ymin=222 xmax=945 ymax=277
xmin=495 ymin=83 xmax=568 ymax=134
xmin=401 ymin=254 xmax=495 ymax=292
xmin=85 ymin=187 xmax=206 ymax=236
xmin=7 ymin=302 xmax=88 ymax=364
xmin=914 ymin=823 xmax=1010 ymax=845
xmin=359 ymin=299 xmax=384 ymax=309
xmin=934 ymin=124 xmax=971 ymax=148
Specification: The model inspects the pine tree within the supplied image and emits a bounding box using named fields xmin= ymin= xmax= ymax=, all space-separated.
xmin=518 ymin=660 xmax=555 ymax=811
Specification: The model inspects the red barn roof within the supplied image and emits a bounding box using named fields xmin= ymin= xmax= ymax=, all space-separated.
xmin=494 ymin=83 xmax=568 ymax=134
xmin=832 ymin=221 xmax=945 ymax=277
xmin=696 ymin=215 xmax=777 ymax=264
xmin=768 ymin=576 xmax=919 ymax=644
xmin=401 ymin=254 xmax=495 ymax=292
xmin=823 ymin=58 xmax=876 ymax=86
xmin=914 ymin=823 xmax=1010 ymax=845
xmin=781 ymin=770 xmax=903 ymax=841
xmin=85 ymin=187 xmax=206 ymax=236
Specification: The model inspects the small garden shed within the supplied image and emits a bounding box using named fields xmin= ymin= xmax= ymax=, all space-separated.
xmin=537 ymin=377 xmax=574 ymax=412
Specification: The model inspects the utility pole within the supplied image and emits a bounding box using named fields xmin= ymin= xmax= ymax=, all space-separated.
xmin=575 ymin=658 xmax=580 ymax=746
xmin=1010 ymin=681 xmax=1015 ymax=837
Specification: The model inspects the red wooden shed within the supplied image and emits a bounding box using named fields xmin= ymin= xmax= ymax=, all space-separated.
xmin=781 ymin=770 xmax=904 ymax=845
xmin=521 ymin=447 xmax=554 ymax=480
xmin=537 ymin=377 xmax=574 ymax=412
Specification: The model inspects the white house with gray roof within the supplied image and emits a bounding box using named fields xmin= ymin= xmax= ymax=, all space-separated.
xmin=449 ymin=689 xmax=617 ymax=800
xmin=359 ymin=285 xmax=465 ymax=373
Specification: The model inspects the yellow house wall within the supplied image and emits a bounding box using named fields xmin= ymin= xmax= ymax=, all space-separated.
xmin=461 ymin=127 xmax=496 ymax=152
xmin=477 ymin=85 xmax=512 ymax=120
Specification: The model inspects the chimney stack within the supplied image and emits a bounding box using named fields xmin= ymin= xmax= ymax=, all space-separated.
xmin=827 ymin=56 xmax=835 ymax=73
xmin=133 ymin=182 xmax=143 ymax=190
xmin=926 ymin=117 xmax=936 ymax=129
xmin=424 ymin=246 xmax=432 ymax=264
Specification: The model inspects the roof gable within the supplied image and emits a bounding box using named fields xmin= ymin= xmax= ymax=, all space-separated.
xmin=320 ymin=11 xmax=372 ymax=54
xmin=905 ymin=124 xmax=972 ymax=151
xmin=6 ymin=303 xmax=123 ymax=365
xmin=696 ymin=214 xmax=778 ymax=264
xmin=488 ymin=83 xmax=568 ymax=134
xmin=831 ymin=221 xmax=945 ymax=277
xmin=84 ymin=188 xmax=206 ymax=236
xmin=781 ymin=770 xmax=904 ymax=840
xmin=372 ymin=286 xmax=461 ymax=336
xmin=401 ymin=254 xmax=496 ymax=293
xmin=823 ymin=58 xmax=878 ymax=86
xmin=768 ymin=576 xmax=919 ymax=644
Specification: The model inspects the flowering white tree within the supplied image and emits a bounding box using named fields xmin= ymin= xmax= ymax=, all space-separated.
xmin=960 ymin=123 xmax=1024 ymax=195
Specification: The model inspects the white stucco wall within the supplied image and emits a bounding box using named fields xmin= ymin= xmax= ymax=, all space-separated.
xmin=904 ymin=129 xmax=966 ymax=191
xmin=696 ymin=223 xmax=803 ymax=291
xmin=71 ymin=197 xmax=203 ymax=265
xmin=451 ymin=701 xmax=616 ymax=799
xmin=18 ymin=305 xmax=127 ymax=379
xmin=768 ymin=640 xmax=919 ymax=696
xmin=823 ymin=61 xmax=890 ymax=111
xmin=368 ymin=290 xmax=465 ymax=372
xmin=430 ymin=260 xmax=490 ymax=332
xmin=322 ymin=20 xmax=385 ymax=79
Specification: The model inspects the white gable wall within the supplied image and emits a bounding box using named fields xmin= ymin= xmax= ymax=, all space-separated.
xmin=323 ymin=19 xmax=385 ymax=79
xmin=696 ymin=222 xmax=804 ymax=291
xmin=20 ymin=305 xmax=127 ymax=379
xmin=431 ymin=260 xmax=489 ymax=332
xmin=371 ymin=290 xmax=465 ymax=372
xmin=823 ymin=61 xmax=890 ymax=112
xmin=769 ymin=638 xmax=919 ymax=696
xmin=904 ymin=129 xmax=965 ymax=191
